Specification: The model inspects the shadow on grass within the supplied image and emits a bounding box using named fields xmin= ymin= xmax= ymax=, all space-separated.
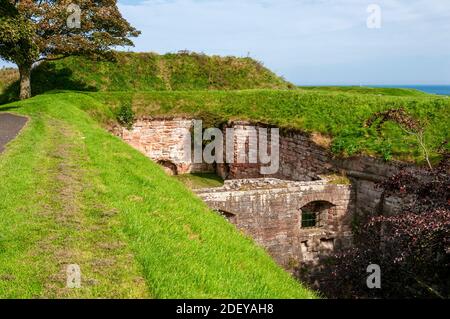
xmin=0 ymin=63 xmax=97 ymax=105
xmin=174 ymin=172 xmax=225 ymax=189
xmin=0 ymin=105 xmax=21 ymax=112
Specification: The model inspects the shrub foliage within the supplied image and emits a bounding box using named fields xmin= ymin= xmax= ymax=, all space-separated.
xmin=312 ymin=154 xmax=450 ymax=298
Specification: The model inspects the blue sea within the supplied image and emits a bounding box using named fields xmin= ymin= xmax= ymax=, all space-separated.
xmin=370 ymin=85 xmax=450 ymax=96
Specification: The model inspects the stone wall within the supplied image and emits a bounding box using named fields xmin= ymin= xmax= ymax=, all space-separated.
xmin=118 ymin=117 xmax=213 ymax=175
xmin=219 ymin=122 xmax=409 ymax=218
xmin=115 ymin=117 xmax=419 ymax=270
xmin=335 ymin=156 xmax=407 ymax=218
xmin=218 ymin=122 xmax=333 ymax=181
xmin=196 ymin=178 xmax=354 ymax=269
xmin=117 ymin=118 xmax=409 ymax=217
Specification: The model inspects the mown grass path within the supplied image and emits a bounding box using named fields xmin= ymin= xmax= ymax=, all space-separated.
xmin=0 ymin=111 xmax=149 ymax=298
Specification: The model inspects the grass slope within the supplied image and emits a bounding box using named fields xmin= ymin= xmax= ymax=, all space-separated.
xmin=299 ymin=86 xmax=428 ymax=97
xmin=25 ymin=52 xmax=293 ymax=94
xmin=89 ymin=90 xmax=450 ymax=164
xmin=3 ymin=53 xmax=446 ymax=165
xmin=0 ymin=93 xmax=315 ymax=299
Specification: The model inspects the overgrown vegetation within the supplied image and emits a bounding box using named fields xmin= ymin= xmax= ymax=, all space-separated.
xmin=308 ymin=154 xmax=450 ymax=299
xmin=88 ymin=89 xmax=450 ymax=164
xmin=0 ymin=93 xmax=315 ymax=298
xmin=0 ymin=67 xmax=19 ymax=104
xmin=0 ymin=49 xmax=448 ymax=299
xmin=116 ymin=102 xmax=135 ymax=130
xmin=366 ymin=107 xmax=435 ymax=168
xmin=0 ymin=67 xmax=18 ymax=92
xmin=2 ymin=52 xmax=448 ymax=164
xmin=1 ymin=52 xmax=292 ymax=97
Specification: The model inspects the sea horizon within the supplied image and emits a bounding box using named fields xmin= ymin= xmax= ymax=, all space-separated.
xmin=299 ymin=84 xmax=450 ymax=96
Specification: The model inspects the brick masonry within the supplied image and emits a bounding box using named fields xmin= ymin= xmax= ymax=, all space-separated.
xmin=335 ymin=156 xmax=408 ymax=219
xmin=217 ymin=121 xmax=408 ymax=219
xmin=196 ymin=178 xmax=354 ymax=269
xmin=217 ymin=122 xmax=333 ymax=181
xmin=118 ymin=117 xmax=214 ymax=175
xmin=116 ymin=118 xmax=413 ymax=267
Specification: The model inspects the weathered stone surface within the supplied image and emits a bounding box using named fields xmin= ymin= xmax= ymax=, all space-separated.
xmin=115 ymin=117 xmax=424 ymax=269
xmin=117 ymin=118 xmax=214 ymax=175
xmin=217 ymin=122 xmax=332 ymax=181
xmin=196 ymin=178 xmax=355 ymax=269
xmin=116 ymin=118 xmax=416 ymax=219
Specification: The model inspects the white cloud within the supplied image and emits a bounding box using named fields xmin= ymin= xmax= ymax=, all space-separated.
xmin=115 ymin=0 xmax=450 ymax=84
xmin=2 ymin=0 xmax=449 ymax=84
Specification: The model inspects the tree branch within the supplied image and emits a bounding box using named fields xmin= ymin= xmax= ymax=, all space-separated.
xmin=35 ymin=55 xmax=69 ymax=63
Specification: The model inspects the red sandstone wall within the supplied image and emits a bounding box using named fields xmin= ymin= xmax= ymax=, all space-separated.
xmin=117 ymin=118 xmax=409 ymax=218
xmin=196 ymin=179 xmax=354 ymax=268
xmin=219 ymin=122 xmax=333 ymax=181
xmin=119 ymin=118 xmax=214 ymax=174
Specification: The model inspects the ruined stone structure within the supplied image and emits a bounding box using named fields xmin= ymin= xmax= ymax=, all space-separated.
xmin=217 ymin=122 xmax=333 ymax=181
xmin=336 ymin=156 xmax=406 ymax=218
xmin=217 ymin=122 xmax=405 ymax=219
xmin=119 ymin=118 xmax=213 ymax=175
xmin=116 ymin=117 xmax=408 ymax=267
xmin=196 ymin=178 xmax=354 ymax=269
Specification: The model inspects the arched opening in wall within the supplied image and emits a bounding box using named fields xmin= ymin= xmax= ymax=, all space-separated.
xmin=300 ymin=201 xmax=334 ymax=228
xmin=157 ymin=160 xmax=178 ymax=176
xmin=216 ymin=210 xmax=237 ymax=224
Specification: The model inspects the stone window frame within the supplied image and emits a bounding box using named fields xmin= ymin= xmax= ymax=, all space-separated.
xmin=299 ymin=200 xmax=335 ymax=229
xmin=301 ymin=210 xmax=320 ymax=228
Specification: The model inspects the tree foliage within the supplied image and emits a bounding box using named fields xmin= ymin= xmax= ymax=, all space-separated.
xmin=0 ymin=0 xmax=139 ymax=99
xmin=312 ymin=153 xmax=450 ymax=298
xmin=0 ymin=0 xmax=39 ymax=66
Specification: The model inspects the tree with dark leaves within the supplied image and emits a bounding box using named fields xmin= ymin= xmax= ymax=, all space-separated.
xmin=313 ymin=153 xmax=449 ymax=298
xmin=0 ymin=0 xmax=139 ymax=99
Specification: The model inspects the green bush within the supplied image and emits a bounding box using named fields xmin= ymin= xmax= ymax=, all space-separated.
xmin=116 ymin=103 xmax=135 ymax=129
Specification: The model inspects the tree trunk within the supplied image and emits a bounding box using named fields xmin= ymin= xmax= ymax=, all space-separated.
xmin=19 ymin=64 xmax=32 ymax=100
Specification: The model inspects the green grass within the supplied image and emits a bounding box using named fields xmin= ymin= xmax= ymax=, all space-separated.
xmin=3 ymin=52 xmax=448 ymax=164
xmin=87 ymin=89 xmax=450 ymax=164
xmin=0 ymin=93 xmax=315 ymax=298
xmin=1 ymin=51 xmax=448 ymax=299
xmin=175 ymin=173 xmax=225 ymax=190
xmin=13 ymin=52 xmax=291 ymax=96
xmin=299 ymin=86 xmax=429 ymax=97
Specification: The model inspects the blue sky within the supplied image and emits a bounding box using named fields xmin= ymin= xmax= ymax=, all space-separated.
xmin=2 ymin=0 xmax=450 ymax=85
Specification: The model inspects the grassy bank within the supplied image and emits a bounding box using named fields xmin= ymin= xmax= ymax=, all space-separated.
xmin=88 ymin=89 xmax=450 ymax=164
xmin=298 ymin=86 xmax=429 ymax=97
xmin=2 ymin=53 xmax=448 ymax=165
xmin=0 ymin=93 xmax=315 ymax=298
xmin=0 ymin=52 xmax=292 ymax=101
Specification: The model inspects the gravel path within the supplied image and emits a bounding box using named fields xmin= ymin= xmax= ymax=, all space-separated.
xmin=0 ymin=113 xmax=28 ymax=153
